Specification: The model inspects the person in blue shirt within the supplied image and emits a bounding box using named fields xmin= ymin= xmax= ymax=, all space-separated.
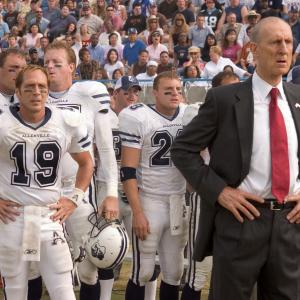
xmin=123 ymin=27 xmax=146 ymax=66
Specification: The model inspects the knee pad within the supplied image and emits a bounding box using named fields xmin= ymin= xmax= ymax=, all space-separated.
xmin=77 ymin=258 xmax=98 ymax=285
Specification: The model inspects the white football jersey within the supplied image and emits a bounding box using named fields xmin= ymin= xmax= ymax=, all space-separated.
xmin=0 ymin=93 xmax=16 ymax=107
xmin=0 ymin=105 xmax=90 ymax=206
xmin=119 ymin=103 xmax=187 ymax=196
xmin=47 ymin=81 xmax=110 ymax=182
xmin=48 ymin=81 xmax=118 ymax=197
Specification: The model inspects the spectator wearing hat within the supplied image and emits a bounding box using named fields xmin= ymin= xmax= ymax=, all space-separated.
xmin=28 ymin=47 xmax=44 ymax=65
xmin=123 ymin=3 xmax=147 ymax=34
xmin=237 ymin=10 xmax=260 ymax=47
xmin=188 ymin=14 xmax=214 ymax=49
xmin=77 ymin=2 xmax=104 ymax=35
xmin=43 ymin=0 xmax=61 ymax=23
xmin=131 ymin=49 xmax=149 ymax=76
xmin=146 ymin=30 xmax=168 ymax=62
xmin=148 ymin=3 xmax=168 ymax=30
xmin=157 ymin=51 xmax=173 ymax=73
xmin=183 ymin=45 xmax=205 ymax=73
xmin=139 ymin=15 xmax=164 ymax=45
xmin=123 ymin=27 xmax=146 ymax=66
xmin=136 ymin=59 xmax=158 ymax=85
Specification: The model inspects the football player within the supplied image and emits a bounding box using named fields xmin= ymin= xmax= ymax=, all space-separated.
xmin=0 ymin=65 xmax=94 ymax=300
xmin=97 ymin=75 xmax=158 ymax=300
xmin=119 ymin=71 xmax=188 ymax=300
xmin=43 ymin=41 xmax=119 ymax=300
xmin=0 ymin=48 xmax=27 ymax=107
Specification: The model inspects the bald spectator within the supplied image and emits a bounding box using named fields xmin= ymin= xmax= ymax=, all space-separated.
xmin=29 ymin=7 xmax=49 ymax=34
xmin=87 ymin=33 xmax=105 ymax=65
xmin=77 ymin=2 xmax=104 ymax=35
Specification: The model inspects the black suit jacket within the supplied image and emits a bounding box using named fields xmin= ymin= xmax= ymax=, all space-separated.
xmin=171 ymin=77 xmax=300 ymax=261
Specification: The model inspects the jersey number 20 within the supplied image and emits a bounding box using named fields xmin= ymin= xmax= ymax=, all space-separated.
xmin=10 ymin=141 xmax=61 ymax=187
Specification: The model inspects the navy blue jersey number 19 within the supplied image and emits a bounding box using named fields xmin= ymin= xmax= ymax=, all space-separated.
xmin=10 ymin=141 xmax=61 ymax=187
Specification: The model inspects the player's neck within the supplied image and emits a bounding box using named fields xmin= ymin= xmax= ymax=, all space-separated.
xmin=49 ymin=82 xmax=72 ymax=93
xmin=0 ymin=85 xmax=14 ymax=97
xmin=19 ymin=107 xmax=45 ymax=124
xmin=155 ymin=104 xmax=177 ymax=118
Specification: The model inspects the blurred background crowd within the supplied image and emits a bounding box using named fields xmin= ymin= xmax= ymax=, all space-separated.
xmin=0 ymin=0 xmax=299 ymax=84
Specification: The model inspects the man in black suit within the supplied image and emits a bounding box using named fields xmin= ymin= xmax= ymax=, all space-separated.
xmin=171 ymin=16 xmax=300 ymax=300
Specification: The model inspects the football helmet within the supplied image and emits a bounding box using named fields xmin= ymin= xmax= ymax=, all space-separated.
xmin=85 ymin=212 xmax=130 ymax=269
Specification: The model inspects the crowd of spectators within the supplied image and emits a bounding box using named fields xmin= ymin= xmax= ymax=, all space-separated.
xmin=0 ymin=0 xmax=298 ymax=84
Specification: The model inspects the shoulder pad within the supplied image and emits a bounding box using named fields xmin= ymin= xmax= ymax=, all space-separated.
xmin=182 ymin=102 xmax=202 ymax=126
xmin=61 ymin=108 xmax=83 ymax=127
xmin=70 ymin=81 xmax=109 ymax=98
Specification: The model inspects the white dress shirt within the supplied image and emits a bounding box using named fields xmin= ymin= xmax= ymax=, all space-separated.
xmin=238 ymin=72 xmax=300 ymax=198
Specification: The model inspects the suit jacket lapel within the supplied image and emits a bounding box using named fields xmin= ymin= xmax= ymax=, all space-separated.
xmin=234 ymin=78 xmax=254 ymax=183
xmin=284 ymin=82 xmax=300 ymax=169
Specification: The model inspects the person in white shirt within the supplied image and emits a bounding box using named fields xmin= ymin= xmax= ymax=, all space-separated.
xmin=136 ymin=60 xmax=158 ymax=86
xmin=201 ymin=45 xmax=249 ymax=79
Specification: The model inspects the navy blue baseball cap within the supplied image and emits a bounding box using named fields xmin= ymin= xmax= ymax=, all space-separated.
xmin=128 ymin=27 xmax=138 ymax=35
xmin=115 ymin=76 xmax=142 ymax=91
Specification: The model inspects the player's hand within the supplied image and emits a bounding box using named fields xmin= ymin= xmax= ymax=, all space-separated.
xmin=98 ymin=196 xmax=119 ymax=220
xmin=217 ymin=187 xmax=264 ymax=223
xmin=286 ymin=194 xmax=300 ymax=223
xmin=132 ymin=211 xmax=150 ymax=241
xmin=49 ymin=197 xmax=77 ymax=224
xmin=0 ymin=199 xmax=21 ymax=224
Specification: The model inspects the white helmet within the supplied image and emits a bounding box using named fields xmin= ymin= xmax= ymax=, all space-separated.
xmin=85 ymin=213 xmax=130 ymax=269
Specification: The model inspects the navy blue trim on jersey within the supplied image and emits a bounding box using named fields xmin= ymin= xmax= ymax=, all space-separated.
xmin=10 ymin=105 xmax=52 ymax=130
xmin=92 ymin=93 xmax=110 ymax=99
xmin=78 ymin=134 xmax=89 ymax=143
xmin=82 ymin=141 xmax=92 ymax=148
xmin=147 ymin=104 xmax=180 ymax=121
xmin=121 ymin=138 xmax=140 ymax=144
xmin=119 ymin=131 xmax=141 ymax=139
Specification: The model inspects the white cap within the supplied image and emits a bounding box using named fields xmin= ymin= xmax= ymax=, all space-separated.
xmin=147 ymin=60 xmax=158 ymax=67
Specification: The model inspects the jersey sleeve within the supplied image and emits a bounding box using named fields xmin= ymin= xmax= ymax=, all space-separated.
xmin=94 ymin=111 xmax=118 ymax=198
xmin=62 ymin=109 xmax=92 ymax=154
xmin=118 ymin=104 xmax=145 ymax=149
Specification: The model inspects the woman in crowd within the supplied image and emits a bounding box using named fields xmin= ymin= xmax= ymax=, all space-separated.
xmin=183 ymin=46 xmax=205 ymax=73
xmin=146 ymin=30 xmax=168 ymax=62
xmin=139 ymin=15 xmax=164 ymax=45
xmin=16 ymin=13 xmax=27 ymax=37
xmin=201 ymin=33 xmax=217 ymax=62
xmin=79 ymin=23 xmax=91 ymax=47
xmin=221 ymin=28 xmax=241 ymax=65
xmin=23 ymin=23 xmax=42 ymax=49
xmin=169 ymin=13 xmax=189 ymax=56
xmin=104 ymin=32 xmax=124 ymax=61
xmin=104 ymin=48 xmax=124 ymax=79
xmin=201 ymin=45 xmax=249 ymax=79
xmin=92 ymin=0 xmax=107 ymax=20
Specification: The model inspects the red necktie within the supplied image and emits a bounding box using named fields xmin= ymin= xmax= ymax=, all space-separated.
xmin=269 ymin=87 xmax=290 ymax=203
